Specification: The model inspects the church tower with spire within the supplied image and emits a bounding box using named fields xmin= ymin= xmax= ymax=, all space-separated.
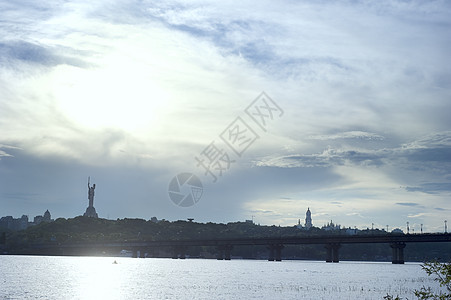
xmin=305 ymin=207 xmax=312 ymax=229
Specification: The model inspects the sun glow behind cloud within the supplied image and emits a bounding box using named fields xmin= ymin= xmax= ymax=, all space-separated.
xmin=53 ymin=61 xmax=170 ymax=131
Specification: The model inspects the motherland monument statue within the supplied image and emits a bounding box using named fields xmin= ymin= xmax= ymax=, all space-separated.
xmin=83 ymin=176 xmax=98 ymax=218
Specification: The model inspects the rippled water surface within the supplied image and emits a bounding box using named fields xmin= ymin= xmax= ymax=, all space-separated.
xmin=0 ymin=256 xmax=444 ymax=299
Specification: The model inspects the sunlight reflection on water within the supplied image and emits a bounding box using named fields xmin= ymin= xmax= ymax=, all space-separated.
xmin=0 ymin=256 xmax=444 ymax=300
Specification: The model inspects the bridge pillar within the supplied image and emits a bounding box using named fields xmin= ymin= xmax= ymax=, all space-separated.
xmin=390 ymin=242 xmax=406 ymax=264
xmin=224 ymin=245 xmax=233 ymax=260
xmin=216 ymin=246 xmax=225 ymax=260
xmin=171 ymin=246 xmax=187 ymax=259
xmin=171 ymin=247 xmax=178 ymax=259
xmin=0 ymin=232 xmax=5 ymax=245
xmin=132 ymin=249 xmax=139 ymax=258
xmin=267 ymin=244 xmax=284 ymax=261
xmin=267 ymin=245 xmax=275 ymax=261
xmin=275 ymin=244 xmax=284 ymax=261
xmin=151 ymin=248 xmax=160 ymax=258
xmin=216 ymin=245 xmax=232 ymax=260
xmin=325 ymin=245 xmax=332 ymax=262
xmin=325 ymin=243 xmax=341 ymax=263
xmin=332 ymin=244 xmax=340 ymax=263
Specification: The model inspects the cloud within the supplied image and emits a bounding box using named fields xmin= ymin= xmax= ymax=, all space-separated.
xmin=434 ymin=207 xmax=449 ymax=211
xmin=248 ymin=209 xmax=276 ymax=215
xmin=406 ymin=183 xmax=451 ymax=194
xmin=255 ymin=131 xmax=451 ymax=172
xmin=0 ymin=150 xmax=11 ymax=158
xmin=345 ymin=212 xmax=364 ymax=218
xmin=407 ymin=213 xmax=428 ymax=219
xmin=396 ymin=202 xmax=420 ymax=207
xmin=307 ymin=131 xmax=385 ymax=141
xmin=0 ymin=144 xmax=21 ymax=159
xmin=137 ymin=0 xmax=451 ymax=84
xmin=254 ymin=147 xmax=383 ymax=168
xmin=0 ymin=41 xmax=86 ymax=68
xmin=0 ymin=41 xmax=58 ymax=65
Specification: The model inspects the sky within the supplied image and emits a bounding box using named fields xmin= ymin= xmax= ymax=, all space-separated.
xmin=1 ymin=0 xmax=450 ymax=232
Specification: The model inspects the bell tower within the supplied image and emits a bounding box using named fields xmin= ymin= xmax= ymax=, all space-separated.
xmin=305 ymin=207 xmax=312 ymax=229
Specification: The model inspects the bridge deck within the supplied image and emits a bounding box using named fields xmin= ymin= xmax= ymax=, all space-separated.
xmin=33 ymin=233 xmax=451 ymax=249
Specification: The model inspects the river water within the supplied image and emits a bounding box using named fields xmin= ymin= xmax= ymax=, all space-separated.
xmin=0 ymin=255 xmax=444 ymax=299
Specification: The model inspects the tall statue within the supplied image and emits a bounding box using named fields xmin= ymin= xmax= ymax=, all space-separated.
xmin=84 ymin=176 xmax=98 ymax=218
xmin=88 ymin=176 xmax=96 ymax=208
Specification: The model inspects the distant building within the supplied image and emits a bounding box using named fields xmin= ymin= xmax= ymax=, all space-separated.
xmin=33 ymin=215 xmax=43 ymax=225
xmin=345 ymin=227 xmax=358 ymax=235
xmin=43 ymin=210 xmax=51 ymax=222
xmin=19 ymin=215 xmax=28 ymax=229
xmin=0 ymin=215 xmax=29 ymax=231
xmin=0 ymin=210 xmax=53 ymax=231
xmin=33 ymin=210 xmax=53 ymax=225
xmin=0 ymin=216 xmax=14 ymax=230
xmin=322 ymin=220 xmax=341 ymax=231
xmin=391 ymin=228 xmax=404 ymax=234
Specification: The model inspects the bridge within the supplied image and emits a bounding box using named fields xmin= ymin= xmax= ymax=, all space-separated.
xmin=31 ymin=233 xmax=451 ymax=264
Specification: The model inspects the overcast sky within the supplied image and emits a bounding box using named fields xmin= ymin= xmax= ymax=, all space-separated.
xmin=1 ymin=0 xmax=450 ymax=232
